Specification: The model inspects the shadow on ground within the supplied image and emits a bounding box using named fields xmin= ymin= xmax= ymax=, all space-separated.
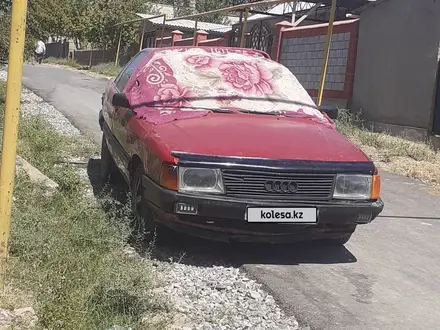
xmin=87 ymin=158 xmax=357 ymax=268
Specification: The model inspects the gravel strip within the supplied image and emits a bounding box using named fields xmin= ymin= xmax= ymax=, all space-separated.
xmin=159 ymin=261 xmax=299 ymax=330
xmin=1 ymin=69 xmax=300 ymax=330
xmin=0 ymin=70 xmax=80 ymax=136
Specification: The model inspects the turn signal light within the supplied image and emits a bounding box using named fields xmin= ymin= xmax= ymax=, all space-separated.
xmin=371 ymin=175 xmax=381 ymax=200
xmin=160 ymin=163 xmax=178 ymax=191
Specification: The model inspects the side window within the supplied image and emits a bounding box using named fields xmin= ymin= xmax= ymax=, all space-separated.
xmin=115 ymin=51 xmax=149 ymax=91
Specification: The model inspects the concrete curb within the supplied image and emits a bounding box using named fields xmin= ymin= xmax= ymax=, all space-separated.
xmin=16 ymin=155 xmax=59 ymax=194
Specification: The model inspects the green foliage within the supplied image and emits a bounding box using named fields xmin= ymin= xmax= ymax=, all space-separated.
xmin=86 ymin=0 xmax=150 ymax=48
xmin=0 ymin=12 xmax=10 ymax=61
xmin=170 ymin=0 xmax=231 ymax=23
xmin=10 ymin=178 xmax=167 ymax=329
xmin=44 ymin=57 xmax=82 ymax=68
xmin=1 ymin=0 xmax=266 ymax=58
xmin=167 ymin=0 xmax=272 ymax=24
xmin=90 ymin=62 xmax=121 ymax=77
xmin=0 ymin=0 xmax=152 ymax=55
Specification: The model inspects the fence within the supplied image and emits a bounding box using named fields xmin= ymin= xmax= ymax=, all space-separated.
xmin=45 ymin=41 xmax=70 ymax=59
xmin=273 ymin=19 xmax=359 ymax=103
xmin=72 ymin=43 xmax=140 ymax=67
xmin=155 ymin=30 xmax=229 ymax=48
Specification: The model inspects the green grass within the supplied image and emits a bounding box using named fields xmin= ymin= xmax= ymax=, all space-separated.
xmin=44 ymin=57 xmax=83 ymax=69
xmin=336 ymin=109 xmax=440 ymax=186
xmin=44 ymin=58 xmax=120 ymax=77
xmin=90 ymin=62 xmax=121 ymax=77
xmin=0 ymin=82 xmax=169 ymax=329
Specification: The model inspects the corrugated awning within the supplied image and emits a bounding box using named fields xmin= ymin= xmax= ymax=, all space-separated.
xmin=136 ymin=13 xmax=232 ymax=35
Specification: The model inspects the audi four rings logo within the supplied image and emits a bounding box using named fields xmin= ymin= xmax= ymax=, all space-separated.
xmin=264 ymin=180 xmax=298 ymax=193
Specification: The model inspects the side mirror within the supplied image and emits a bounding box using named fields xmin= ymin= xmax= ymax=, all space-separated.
xmin=112 ymin=93 xmax=131 ymax=109
xmin=319 ymin=106 xmax=339 ymax=120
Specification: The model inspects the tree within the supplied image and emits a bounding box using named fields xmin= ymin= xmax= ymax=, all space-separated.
xmin=84 ymin=0 xmax=150 ymax=49
xmin=170 ymin=0 xmax=276 ymax=24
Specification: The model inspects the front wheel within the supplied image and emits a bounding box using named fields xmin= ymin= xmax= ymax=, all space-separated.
xmin=131 ymin=164 xmax=157 ymax=244
xmin=100 ymin=134 xmax=119 ymax=184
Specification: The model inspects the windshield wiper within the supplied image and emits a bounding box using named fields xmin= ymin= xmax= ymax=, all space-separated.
xmin=236 ymin=109 xmax=282 ymax=116
xmin=143 ymin=104 xmax=235 ymax=114
xmin=133 ymin=96 xmax=319 ymax=111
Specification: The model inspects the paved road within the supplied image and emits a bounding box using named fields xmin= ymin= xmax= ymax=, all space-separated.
xmin=22 ymin=64 xmax=440 ymax=330
xmin=22 ymin=64 xmax=107 ymax=144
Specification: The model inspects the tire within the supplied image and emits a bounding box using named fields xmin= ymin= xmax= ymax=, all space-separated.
xmin=100 ymin=134 xmax=119 ymax=184
xmin=130 ymin=164 xmax=157 ymax=244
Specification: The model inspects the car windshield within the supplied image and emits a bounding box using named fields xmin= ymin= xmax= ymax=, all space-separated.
xmin=124 ymin=47 xmax=330 ymax=126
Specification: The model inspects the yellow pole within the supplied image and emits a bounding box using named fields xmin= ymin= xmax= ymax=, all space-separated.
xmin=160 ymin=15 xmax=166 ymax=47
xmin=317 ymin=0 xmax=337 ymax=106
xmin=115 ymin=28 xmax=122 ymax=67
xmin=239 ymin=8 xmax=249 ymax=48
xmin=140 ymin=22 xmax=145 ymax=51
xmin=0 ymin=0 xmax=28 ymax=287
xmin=193 ymin=19 xmax=198 ymax=46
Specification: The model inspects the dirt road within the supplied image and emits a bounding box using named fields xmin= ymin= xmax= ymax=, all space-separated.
xmin=22 ymin=64 xmax=440 ymax=330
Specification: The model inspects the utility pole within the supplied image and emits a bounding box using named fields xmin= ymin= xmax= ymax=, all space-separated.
xmin=0 ymin=0 xmax=28 ymax=287
xmin=317 ymin=0 xmax=337 ymax=106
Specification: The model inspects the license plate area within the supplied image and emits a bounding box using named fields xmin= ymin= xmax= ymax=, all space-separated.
xmin=246 ymin=207 xmax=317 ymax=224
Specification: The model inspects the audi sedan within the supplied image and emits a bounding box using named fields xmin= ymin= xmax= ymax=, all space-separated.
xmin=99 ymin=46 xmax=384 ymax=245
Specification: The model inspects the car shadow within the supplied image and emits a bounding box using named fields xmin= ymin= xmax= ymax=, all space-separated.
xmin=87 ymin=158 xmax=357 ymax=268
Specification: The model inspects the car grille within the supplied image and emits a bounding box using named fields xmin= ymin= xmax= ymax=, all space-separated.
xmin=222 ymin=169 xmax=335 ymax=201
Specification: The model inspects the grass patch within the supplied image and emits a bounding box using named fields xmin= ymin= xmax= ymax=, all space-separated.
xmin=90 ymin=62 xmax=121 ymax=77
xmin=44 ymin=57 xmax=82 ymax=69
xmin=337 ymin=109 xmax=440 ymax=186
xmin=44 ymin=58 xmax=120 ymax=77
xmin=0 ymin=82 xmax=169 ymax=329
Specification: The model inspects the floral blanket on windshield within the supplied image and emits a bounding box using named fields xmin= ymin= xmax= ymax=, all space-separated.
xmin=125 ymin=47 xmax=333 ymax=127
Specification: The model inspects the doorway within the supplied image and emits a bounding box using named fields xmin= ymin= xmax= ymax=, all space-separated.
xmin=434 ymin=62 xmax=440 ymax=135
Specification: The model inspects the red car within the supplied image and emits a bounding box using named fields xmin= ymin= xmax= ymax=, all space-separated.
xmin=99 ymin=46 xmax=383 ymax=245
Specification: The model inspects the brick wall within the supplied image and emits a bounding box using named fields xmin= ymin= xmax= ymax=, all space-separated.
xmin=277 ymin=19 xmax=359 ymax=101
xmin=198 ymin=38 xmax=228 ymax=47
xmin=155 ymin=30 xmax=227 ymax=48
xmin=174 ymin=38 xmax=194 ymax=46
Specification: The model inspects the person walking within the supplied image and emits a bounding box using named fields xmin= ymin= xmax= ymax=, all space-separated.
xmin=34 ymin=39 xmax=46 ymax=65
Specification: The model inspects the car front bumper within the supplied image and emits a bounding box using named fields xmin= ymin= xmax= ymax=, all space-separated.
xmin=142 ymin=175 xmax=384 ymax=243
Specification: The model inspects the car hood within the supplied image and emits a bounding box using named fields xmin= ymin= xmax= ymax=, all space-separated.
xmin=150 ymin=113 xmax=369 ymax=162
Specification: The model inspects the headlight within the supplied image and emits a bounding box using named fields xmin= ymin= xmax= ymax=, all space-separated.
xmin=178 ymin=167 xmax=225 ymax=194
xmin=333 ymin=174 xmax=373 ymax=200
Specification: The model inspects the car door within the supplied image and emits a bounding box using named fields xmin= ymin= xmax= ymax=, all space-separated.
xmin=103 ymin=50 xmax=150 ymax=173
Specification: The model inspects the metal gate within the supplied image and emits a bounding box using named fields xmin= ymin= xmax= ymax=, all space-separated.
xmin=245 ymin=21 xmax=273 ymax=54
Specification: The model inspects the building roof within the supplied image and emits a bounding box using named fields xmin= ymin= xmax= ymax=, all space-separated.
xmin=235 ymin=0 xmax=371 ymax=24
xmin=136 ymin=13 xmax=232 ymax=34
xmin=312 ymin=0 xmax=371 ymax=9
xmin=246 ymin=2 xmax=315 ymax=22
xmin=352 ymin=0 xmax=386 ymax=14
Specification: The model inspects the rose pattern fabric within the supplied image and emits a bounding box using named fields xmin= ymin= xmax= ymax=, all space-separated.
xmin=185 ymin=55 xmax=212 ymax=69
xmin=218 ymin=61 xmax=273 ymax=96
xmin=124 ymin=47 xmax=330 ymax=126
xmin=154 ymin=83 xmax=190 ymax=107
xmin=216 ymin=88 xmax=241 ymax=106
